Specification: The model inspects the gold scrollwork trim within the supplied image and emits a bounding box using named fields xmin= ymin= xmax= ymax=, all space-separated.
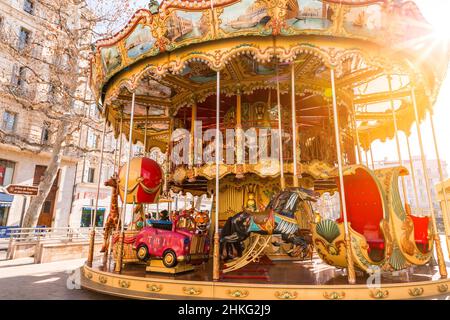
xmin=183 ymin=287 xmax=202 ymax=296
xmin=437 ymin=284 xmax=448 ymax=293
xmin=275 ymin=291 xmax=298 ymax=300
xmin=118 ymin=280 xmax=131 ymax=289
xmin=99 ymin=276 xmax=108 ymax=284
xmin=147 ymin=284 xmax=163 ymax=293
xmin=86 ymin=272 xmax=93 ymax=280
xmin=323 ymin=291 xmax=345 ymax=300
xmin=408 ymin=287 xmax=424 ymax=297
xmin=369 ymin=289 xmax=389 ymax=299
xmin=227 ymin=289 xmax=249 ymax=299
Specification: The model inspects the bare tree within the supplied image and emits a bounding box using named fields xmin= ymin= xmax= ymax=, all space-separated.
xmin=0 ymin=0 xmax=133 ymax=228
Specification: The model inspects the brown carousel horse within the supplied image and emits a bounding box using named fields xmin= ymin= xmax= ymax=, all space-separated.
xmin=101 ymin=174 xmax=120 ymax=253
xmin=101 ymin=174 xmax=147 ymax=253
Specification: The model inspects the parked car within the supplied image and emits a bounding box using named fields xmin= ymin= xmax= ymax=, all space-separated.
xmin=133 ymin=215 xmax=210 ymax=268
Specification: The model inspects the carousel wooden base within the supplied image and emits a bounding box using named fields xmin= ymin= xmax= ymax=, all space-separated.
xmin=146 ymin=260 xmax=195 ymax=274
xmin=81 ymin=257 xmax=450 ymax=300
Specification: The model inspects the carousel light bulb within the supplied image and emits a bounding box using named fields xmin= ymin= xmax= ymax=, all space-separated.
xmin=324 ymin=88 xmax=333 ymax=98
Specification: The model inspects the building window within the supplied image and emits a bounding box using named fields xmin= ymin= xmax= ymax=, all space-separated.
xmin=23 ymin=0 xmax=34 ymax=15
xmin=18 ymin=27 xmax=31 ymax=51
xmin=2 ymin=111 xmax=17 ymax=132
xmin=80 ymin=208 xmax=105 ymax=228
xmin=41 ymin=122 xmax=50 ymax=144
xmin=87 ymin=168 xmax=95 ymax=183
xmin=18 ymin=67 xmax=27 ymax=89
xmin=0 ymin=206 xmax=10 ymax=226
xmin=87 ymin=130 xmax=99 ymax=149
xmin=0 ymin=159 xmax=15 ymax=187
xmin=48 ymin=84 xmax=56 ymax=101
xmin=11 ymin=65 xmax=27 ymax=90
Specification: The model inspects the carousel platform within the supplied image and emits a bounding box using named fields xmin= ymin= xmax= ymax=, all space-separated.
xmin=81 ymin=256 xmax=450 ymax=300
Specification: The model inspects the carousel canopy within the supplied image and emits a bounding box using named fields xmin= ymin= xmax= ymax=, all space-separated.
xmin=90 ymin=0 xmax=449 ymax=153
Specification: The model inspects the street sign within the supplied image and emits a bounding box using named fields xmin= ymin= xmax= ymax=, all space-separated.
xmin=4 ymin=184 xmax=39 ymax=196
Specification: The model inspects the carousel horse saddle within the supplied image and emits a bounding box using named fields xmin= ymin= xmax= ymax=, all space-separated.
xmin=251 ymin=210 xmax=272 ymax=225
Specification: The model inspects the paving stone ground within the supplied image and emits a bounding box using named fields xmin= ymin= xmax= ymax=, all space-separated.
xmin=0 ymin=257 xmax=121 ymax=300
xmin=0 ymin=235 xmax=448 ymax=300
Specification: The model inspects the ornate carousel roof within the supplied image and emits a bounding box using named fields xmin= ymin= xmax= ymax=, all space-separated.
xmin=90 ymin=0 xmax=449 ymax=153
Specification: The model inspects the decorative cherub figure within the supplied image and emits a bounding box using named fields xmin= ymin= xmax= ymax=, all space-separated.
xmin=148 ymin=0 xmax=159 ymax=14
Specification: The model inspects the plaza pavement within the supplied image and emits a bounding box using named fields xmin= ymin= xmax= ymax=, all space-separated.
xmin=0 ymin=235 xmax=448 ymax=300
xmin=0 ymin=257 xmax=121 ymax=300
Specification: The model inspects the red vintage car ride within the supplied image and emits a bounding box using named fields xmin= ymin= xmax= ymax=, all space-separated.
xmin=133 ymin=214 xmax=210 ymax=268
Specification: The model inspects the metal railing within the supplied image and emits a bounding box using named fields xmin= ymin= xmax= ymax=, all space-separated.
xmin=0 ymin=227 xmax=104 ymax=244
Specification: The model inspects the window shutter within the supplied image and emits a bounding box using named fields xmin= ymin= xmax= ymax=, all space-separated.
xmin=83 ymin=160 xmax=90 ymax=183
xmin=10 ymin=65 xmax=18 ymax=85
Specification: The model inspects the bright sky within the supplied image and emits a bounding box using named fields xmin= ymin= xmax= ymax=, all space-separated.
xmin=371 ymin=0 xmax=450 ymax=169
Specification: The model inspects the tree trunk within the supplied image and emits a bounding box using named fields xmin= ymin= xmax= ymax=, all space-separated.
xmin=22 ymin=120 xmax=69 ymax=228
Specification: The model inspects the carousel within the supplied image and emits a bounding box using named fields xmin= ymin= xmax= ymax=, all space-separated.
xmin=81 ymin=0 xmax=450 ymax=299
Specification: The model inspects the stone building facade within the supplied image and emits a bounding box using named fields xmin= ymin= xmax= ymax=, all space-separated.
xmin=0 ymin=0 xmax=117 ymax=229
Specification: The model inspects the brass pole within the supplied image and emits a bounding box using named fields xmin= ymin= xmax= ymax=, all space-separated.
xmin=365 ymin=149 xmax=370 ymax=168
xmin=291 ymin=64 xmax=299 ymax=187
xmin=189 ymin=101 xmax=197 ymax=169
xmin=276 ymin=63 xmax=286 ymax=190
xmin=113 ymin=111 xmax=124 ymax=173
xmin=115 ymin=92 xmax=137 ymax=273
xmin=107 ymin=111 xmax=124 ymax=266
xmin=352 ymin=112 xmax=363 ymax=165
xmin=164 ymin=117 xmax=174 ymax=195
xmin=236 ymin=92 xmax=242 ymax=127
xmin=117 ymin=110 xmax=124 ymax=170
xmin=236 ymin=89 xmax=244 ymax=167
xmin=112 ymin=131 xmax=119 ymax=175
xmin=104 ymin=122 xmax=121 ymax=265
xmin=331 ymin=68 xmax=356 ymax=284
xmin=429 ymin=113 xmax=450 ymax=258
xmin=87 ymin=117 xmax=108 ymax=267
xmin=213 ymin=71 xmax=221 ymax=281
xmin=144 ymin=106 xmax=149 ymax=157
xmin=369 ymin=144 xmax=375 ymax=170
xmin=387 ymin=75 xmax=408 ymax=204
xmin=114 ymin=112 xmax=125 ymax=235
xmin=411 ymin=87 xmax=447 ymax=278
xmin=405 ymin=134 xmax=420 ymax=209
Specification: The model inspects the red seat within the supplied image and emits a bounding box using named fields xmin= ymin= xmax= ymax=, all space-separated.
xmin=336 ymin=168 xmax=385 ymax=258
xmin=410 ymin=215 xmax=429 ymax=252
